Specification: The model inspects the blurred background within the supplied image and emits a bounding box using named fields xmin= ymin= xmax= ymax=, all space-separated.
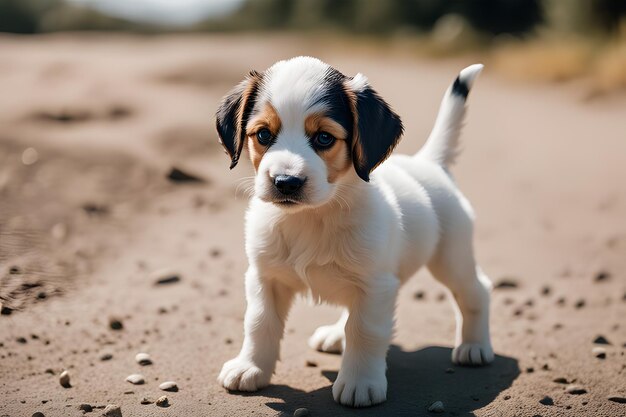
xmin=1 ymin=2 xmax=625 ymax=417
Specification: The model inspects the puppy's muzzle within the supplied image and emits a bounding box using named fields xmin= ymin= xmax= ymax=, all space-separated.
xmin=273 ymin=175 xmax=306 ymax=195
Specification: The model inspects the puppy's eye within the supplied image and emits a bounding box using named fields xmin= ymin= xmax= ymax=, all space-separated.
xmin=312 ymin=132 xmax=335 ymax=149
xmin=256 ymin=128 xmax=273 ymax=145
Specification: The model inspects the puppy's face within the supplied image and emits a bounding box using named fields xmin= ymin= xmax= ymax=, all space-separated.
xmin=216 ymin=57 xmax=403 ymax=211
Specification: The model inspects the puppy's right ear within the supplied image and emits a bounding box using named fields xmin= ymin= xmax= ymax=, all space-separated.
xmin=215 ymin=71 xmax=262 ymax=169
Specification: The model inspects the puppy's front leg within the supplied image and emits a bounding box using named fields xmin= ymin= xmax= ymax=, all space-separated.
xmin=333 ymin=274 xmax=399 ymax=407
xmin=218 ymin=266 xmax=294 ymax=391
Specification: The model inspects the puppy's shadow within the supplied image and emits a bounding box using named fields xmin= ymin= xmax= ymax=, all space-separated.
xmin=253 ymin=345 xmax=519 ymax=417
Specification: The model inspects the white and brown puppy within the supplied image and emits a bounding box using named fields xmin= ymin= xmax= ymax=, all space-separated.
xmin=215 ymin=56 xmax=493 ymax=407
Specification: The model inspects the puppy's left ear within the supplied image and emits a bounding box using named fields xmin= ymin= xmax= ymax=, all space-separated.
xmin=345 ymin=74 xmax=403 ymax=182
xmin=215 ymin=70 xmax=262 ymax=169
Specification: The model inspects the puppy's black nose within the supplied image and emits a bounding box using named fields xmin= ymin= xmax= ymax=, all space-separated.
xmin=274 ymin=175 xmax=305 ymax=195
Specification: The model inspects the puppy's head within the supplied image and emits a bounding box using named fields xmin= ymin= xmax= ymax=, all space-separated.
xmin=216 ymin=57 xmax=403 ymax=211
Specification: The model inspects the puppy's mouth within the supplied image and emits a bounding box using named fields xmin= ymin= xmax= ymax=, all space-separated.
xmin=273 ymin=199 xmax=300 ymax=206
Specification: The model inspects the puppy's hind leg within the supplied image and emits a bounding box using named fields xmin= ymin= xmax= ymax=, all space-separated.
xmin=308 ymin=310 xmax=348 ymax=354
xmin=428 ymin=225 xmax=494 ymax=366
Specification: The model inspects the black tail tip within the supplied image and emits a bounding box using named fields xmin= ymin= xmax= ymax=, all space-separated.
xmin=451 ymin=76 xmax=469 ymax=99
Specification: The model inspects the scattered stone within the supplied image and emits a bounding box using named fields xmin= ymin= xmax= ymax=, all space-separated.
xmin=565 ymin=385 xmax=587 ymax=395
xmin=525 ymin=367 xmax=534 ymax=373
xmin=593 ymin=335 xmax=611 ymax=345
xmin=156 ymin=396 xmax=169 ymax=407
xmin=594 ymin=271 xmax=610 ymax=282
xmin=159 ymin=381 xmax=178 ymax=392
xmin=125 ymin=374 xmax=145 ymax=385
xmin=135 ymin=353 xmax=152 ymax=366
xmin=1 ymin=305 xmax=13 ymax=315
xmin=16 ymin=337 xmax=27 ymax=344
xmin=539 ymin=396 xmax=554 ymax=406
xmin=100 ymin=353 xmax=113 ymax=361
xmin=592 ymin=347 xmax=606 ymax=359
xmin=102 ymin=404 xmax=122 ymax=417
xmin=82 ymin=203 xmax=109 ymax=216
xmin=32 ymin=413 xmax=45 ymax=417
xmin=608 ymin=396 xmax=626 ymax=404
xmin=553 ymin=377 xmax=569 ymax=384
xmin=305 ymin=360 xmax=317 ymax=367
xmin=556 ymin=297 xmax=566 ymax=306
xmin=151 ymin=269 xmax=181 ymax=286
xmin=574 ymin=299 xmax=586 ymax=309
xmin=293 ymin=408 xmax=310 ymax=417
xmin=540 ymin=285 xmax=551 ymax=296
xmin=45 ymin=368 xmax=55 ymax=375
xmin=108 ymin=317 xmax=123 ymax=331
xmin=436 ymin=292 xmax=446 ymax=302
xmin=414 ymin=290 xmax=425 ymax=300
xmin=494 ymin=278 xmax=519 ymax=289
xmin=209 ymin=248 xmax=222 ymax=258
xmin=9 ymin=266 xmax=20 ymax=274
xmin=59 ymin=370 xmax=71 ymax=388
xmin=541 ymin=363 xmax=550 ymax=371
xmin=167 ymin=167 xmax=205 ymax=183
xmin=427 ymin=400 xmax=445 ymax=413
xmin=79 ymin=403 xmax=93 ymax=412
xmin=503 ymin=395 xmax=511 ymax=400
xmin=140 ymin=398 xmax=153 ymax=405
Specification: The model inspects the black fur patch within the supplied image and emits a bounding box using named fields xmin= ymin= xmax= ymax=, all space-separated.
xmin=352 ymin=85 xmax=404 ymax=182
xmin=215 ymin=71 xmax=262 ymax=169
xmin=451 ymin=76 xmax=469 ymax=99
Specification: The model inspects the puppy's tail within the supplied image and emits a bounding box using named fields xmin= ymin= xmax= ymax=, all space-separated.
xmin=417 ymin=64 xmax=483 ymax=167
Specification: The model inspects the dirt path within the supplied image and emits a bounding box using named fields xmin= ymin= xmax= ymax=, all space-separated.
xmin=0 ymin=34 xmax=624 ymax=417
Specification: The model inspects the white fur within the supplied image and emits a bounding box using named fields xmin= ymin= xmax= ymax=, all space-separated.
xmin=218 ymin=58 xmax=494 ymax=408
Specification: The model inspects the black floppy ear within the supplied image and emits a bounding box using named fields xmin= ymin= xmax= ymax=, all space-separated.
xmin=345 ymin=76 xmax=403 ymax=182
xmin=215 ymin=71 xmax=262 ymax=169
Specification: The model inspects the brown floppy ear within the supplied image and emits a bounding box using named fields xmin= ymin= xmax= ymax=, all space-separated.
xmin=345 ymin=75 xmax=404 ymax=182
xmin=215 ymin=71 xmax=262 ymax=169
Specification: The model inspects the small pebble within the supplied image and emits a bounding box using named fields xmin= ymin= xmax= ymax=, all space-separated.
xmin=156 ymin=396 xmax=169 ymax=407
xmin=592 ymin=346 xmax=606 ymax=359
xmin=593 ymin=335 xmax=611 ymax=345
xmin=102 ymin=404 xmax=122 ymax=417
xmin=428 ymin=400 xmax=445 ymax=413
xmin=32 ymin=413 xmax=45 ymax=417
xmin=100 ymin=353 xmax=113 ymax=361
xmin=135 ymin=352 xmax=152 ymax=366
xmin=79 ymin=403 xmax=93 ymax=412
xmin=293 ymin=408 xmax=310 ymax=417
xmin=503 ymin=395 xmax=511 ymax=400
xmin=414 ymin=290 xmax=425 ymax=300
xmin=140 ymin=398 xmax=153 ymax=405
xmin=565 ymin=385 xmax=587 ymax=395
xmin=540 ymin=285 xmax=551 ymax=296
xmin=159 ymin=381 xmax=178 ymax=392
xmin=305 ymin=360 xmax=317 ymax=367
xmin=608 ymin=396 xmax=626 ymax=404
xmin=59 ymin=370 xmax=71 ymax=388
xmin=594 ymin=271 xmax=610 ymax=282
xmin=125 ymin=374 xmax=145 ymax=385
xmin=494 ymin=278 xmax=519 ymax=289
xmin=574 ymin=299 xmax=586 ymax=309
xmin=108 ymin=317 xmax=123 ymax=331
xmin=525 ymin=367 xmax=534 ymax=373
xmin=151 ymin=268 xmax=181 ymax=286
xmin=539 ymin=396 xmax=554 ymax=406
xmin=167 ymin=167 xmax=205 ymax=183
xmin=553 ymin=377 xmax=569 ymax=384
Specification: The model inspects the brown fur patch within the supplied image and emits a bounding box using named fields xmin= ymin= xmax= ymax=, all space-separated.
xmin=246 ymin=103 xmax=282 ymax=171
xmin=343 ymin=86 xmax=366 ymax=174
xmin=305 ymin=113 xmax=350 ymax=183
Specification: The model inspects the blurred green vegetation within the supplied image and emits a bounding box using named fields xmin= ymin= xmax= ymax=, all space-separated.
xmin=1 ymin=0 xmax=625 ymax=38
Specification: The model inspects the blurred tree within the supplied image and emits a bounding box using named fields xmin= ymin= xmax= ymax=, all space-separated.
xmin=452 ymin=0 xmax=543 ymax=36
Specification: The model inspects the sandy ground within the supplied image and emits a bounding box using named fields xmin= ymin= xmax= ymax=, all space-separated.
xmin=0 ymin=34 xmax=625 ymax=417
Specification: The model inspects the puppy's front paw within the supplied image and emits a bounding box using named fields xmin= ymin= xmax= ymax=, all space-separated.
xmin=332 ymin=370 xmax=387 ymax=407
xmin=308 ymin=324 xmax=344 ymax=353
xmin=218 ymin=357 xmax=271 ymax=392
xmin=452 ymin=342 xmax=494 ymax=366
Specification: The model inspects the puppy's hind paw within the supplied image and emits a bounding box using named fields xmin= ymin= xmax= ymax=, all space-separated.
xmin=452 ymin=342 xmax=494 ymax=366
xmin=308 ymin=324 xmax=344 ymax=354
xmin=218 ymin=357 xmax=271 ymax=392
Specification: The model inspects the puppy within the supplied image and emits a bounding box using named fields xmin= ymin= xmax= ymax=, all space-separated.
xmin=215 ymin=57 xmax=493 ymax=407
